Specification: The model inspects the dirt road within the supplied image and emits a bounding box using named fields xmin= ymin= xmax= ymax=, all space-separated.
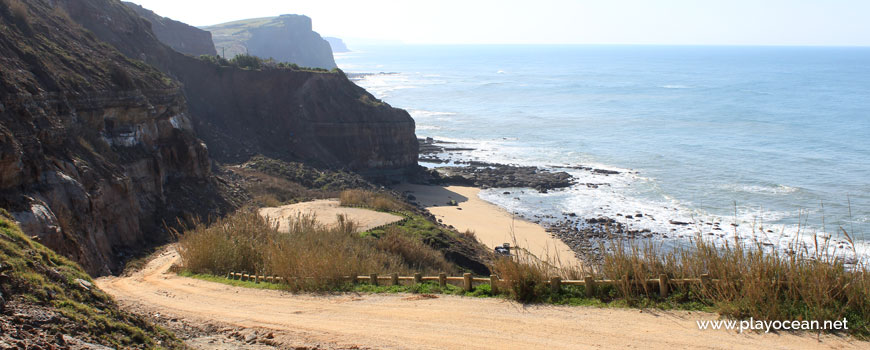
xmin=97 ymin=247 xmax=864 ymax=350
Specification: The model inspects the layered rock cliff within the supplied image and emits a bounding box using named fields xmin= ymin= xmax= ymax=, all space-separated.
xmin=66 ymin=0 xmax=418 ymax=174
xmin=0 ymin=0 xmax=232 ymax=275
xmin=1 ymin=0 xmax=417 ymax=275
xmin=204 ymin=15 xmax=337 ymax=69
xmin=123 ymin=1 xmax=217 ymax=57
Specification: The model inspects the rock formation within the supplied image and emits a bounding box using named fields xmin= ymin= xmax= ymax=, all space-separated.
xmin=0 ymin=0 xmax=418 ymax=275
xmin=325 ymin=37 xmax=350 ymax=53
xmin=123 ymin=1 xmax=217 ymax=56
xmin=204 ymin=15 xmax=337 ymax=69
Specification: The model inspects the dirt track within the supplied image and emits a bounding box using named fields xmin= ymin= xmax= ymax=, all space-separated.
xmin=97 ymin=247 xmax=865 ymax=350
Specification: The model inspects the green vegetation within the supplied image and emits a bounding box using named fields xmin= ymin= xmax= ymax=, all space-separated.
xmin=197 ymin=54 xmax=334 ymax=73
xmin=175 ymin=209 xmax=456 ymax=291
xmin=0 ymin=211 xmax=184 ymax=349
xmin=243 ymin=156 xmax=373 ymax=191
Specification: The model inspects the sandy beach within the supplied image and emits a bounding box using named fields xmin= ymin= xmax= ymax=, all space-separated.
xmin=395 ymin=184 xmax=582 ymax=267
xmin=259 ymin=199 xmax=404 ymax=232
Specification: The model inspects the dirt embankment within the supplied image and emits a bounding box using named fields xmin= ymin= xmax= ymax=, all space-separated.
xmin=96 ymin=247 xmax=864 ymax=350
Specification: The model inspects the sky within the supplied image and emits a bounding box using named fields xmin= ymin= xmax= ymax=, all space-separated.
xmin=126 ymin=0 xmax=870 ymax=46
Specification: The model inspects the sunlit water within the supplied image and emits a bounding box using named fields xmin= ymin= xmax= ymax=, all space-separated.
xmin=337 ymin=45 xmax=870 ymax=262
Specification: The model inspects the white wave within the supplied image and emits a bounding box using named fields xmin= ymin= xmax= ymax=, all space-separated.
xmin=662 ymin=84 xmax=691 ymax=89
xmin=408 ymin=109 xmax=458 ymax=118
xmin=721 ymin=183 xmax=800 ymax=195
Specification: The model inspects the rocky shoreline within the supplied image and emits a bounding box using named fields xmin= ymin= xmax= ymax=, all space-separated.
xmin=415 ymin=137 xmax=698 ymax=263
xmin=418 ymin=138 xmax=575 ymax=192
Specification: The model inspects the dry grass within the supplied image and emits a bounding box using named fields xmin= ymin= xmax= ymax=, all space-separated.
xmin=175 ymin=210 xmax=453 ymax=291
xmin=495 ymin=225 xmax=869 ymax=335
xmin=599 ymin=234 xmax=869 ymax=333
xmin=339 ymin=189 xmax=406 ymax=212
xmin=375 ymin=227 xmax=455 ymax=273
xmin=2 ymin=0 xmax=29 ymax=28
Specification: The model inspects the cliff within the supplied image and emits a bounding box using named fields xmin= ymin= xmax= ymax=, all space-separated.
xmin=0 ymin=0 xmax=236 ymax=275
xmin=65 ymin=1 xmax=417 ymax=174
xmin=204 ymin=15 xmax=337 ymax=69
xmin=325 ymin=36 xmax=350 ymax=53
xmin=123 ymin=1 xmax=217 ymax=57
xmin=0 ymin=0 xmax=417 ymax=275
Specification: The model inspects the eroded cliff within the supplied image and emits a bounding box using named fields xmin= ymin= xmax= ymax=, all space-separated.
xmin=204 ymin=15 xmax=337 ymax=69
xmin=0 ymin=0 xmax=230 ymax=274
xmin=123 ymin=1 xmax=217 ymax=57
xmin=0 ymin=0 xmax=418 ymax=275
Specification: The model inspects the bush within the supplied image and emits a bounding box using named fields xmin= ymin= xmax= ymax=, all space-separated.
xmin=375 ymin=227 xmax=454 ymax=273
xmin=339 ymin=189 xmax=406 ymax=212
xmin=3 ymin=0 xmax=30 ymax=30
xmin=175 ymin=210 xmax=453 ymax=291
xmin=230 ymin=54 xmax=262 ymax=70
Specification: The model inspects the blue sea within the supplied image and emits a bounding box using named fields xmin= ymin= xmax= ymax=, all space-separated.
xmin=337 ymin=45 xmax=870 ymax=261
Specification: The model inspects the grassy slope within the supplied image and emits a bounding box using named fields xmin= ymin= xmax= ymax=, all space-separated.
xmin=0 ymin=211 xmax=185 ymax=349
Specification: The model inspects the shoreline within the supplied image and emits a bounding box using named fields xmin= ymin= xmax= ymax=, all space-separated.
xmin=394 ymin=183 xmax=583 ymax=267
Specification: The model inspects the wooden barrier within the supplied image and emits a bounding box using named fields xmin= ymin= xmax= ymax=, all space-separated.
xmin=223 ymin=271 xmax=729 ymax=298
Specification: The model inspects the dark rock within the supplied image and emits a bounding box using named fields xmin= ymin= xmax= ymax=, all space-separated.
xmin=124 ymin=2 xmax=217 ymax=56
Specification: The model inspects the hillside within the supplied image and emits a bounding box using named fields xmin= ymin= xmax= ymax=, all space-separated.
xmin=1 ymin=0 xmax=418 ymax=276
xmin=204 ymin=15 xmax=337 ymax=69
xmin=0 ymin=212 xmax=185 ymax=348
xmin=123 ymin=1 xmax=217 ymax=56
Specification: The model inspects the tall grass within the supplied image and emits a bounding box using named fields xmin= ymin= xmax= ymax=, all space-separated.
xmin=599 ymin=234 xmax=868 ymax=333
xmin=495 ymin=227 xmax=869 ymax=336
xmin=339 ymin=189 xmax=405 ymax=212
xmin=175 ymin=210 xmax=454 ymax=290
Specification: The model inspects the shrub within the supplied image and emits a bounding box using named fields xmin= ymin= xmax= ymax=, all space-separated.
xmin=339 ymin=189 xmax=405 ymax=212
xmin=175 ymin=210 xmax=453 ymax=291
xmin=375 ymin=227 xmax=454 ymax=273
xmin=3 ymin=0 xmax=30 ymax=30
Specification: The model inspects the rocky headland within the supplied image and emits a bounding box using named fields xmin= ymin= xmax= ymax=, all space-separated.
xmin=204 ymin=14 xmax=337 ymax=69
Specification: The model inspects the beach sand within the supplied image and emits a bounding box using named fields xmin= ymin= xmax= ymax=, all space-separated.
xmin=259 ymin=199 xmax=404 ymax=232
xmin=395 ymin=184 xmax=582 ymax=267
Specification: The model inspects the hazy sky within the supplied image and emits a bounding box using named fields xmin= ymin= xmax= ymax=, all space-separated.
xmin=126 ymin=0 xmax=870 ymax=46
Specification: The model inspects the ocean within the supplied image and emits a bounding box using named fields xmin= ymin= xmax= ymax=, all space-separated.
xmin=336 ymin=45 xmax=870 ymax=261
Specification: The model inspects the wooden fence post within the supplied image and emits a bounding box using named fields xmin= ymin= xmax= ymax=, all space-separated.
xmin=659 ymin=274 xmax=669 ymax=298
xmin=255 ymin=275 xmax=260 ymax=284
xmin=584 ymin=275 xmax=595 ymax=298
xmin=490 ymin=275 xmax=499 ymax=294
xmin=550 ymin=276 xmax=561 ymax=294
xmin=439 ymin=272 xmax=447 ymax=288
xmin=391 ymin=273 xmax=399 ymax=286
xmin=226 ymin=272 xmax=232 ymax=279
xmin=414 ymin=272 xmax=422 ymax=284
xmin=370 ymin=273 xmax=378 ymax=286
xmin=463 ymin=273 xmax=472 ymax=292
xmin=351 ymin=274 xmax=358 ymax=284
xmin=700 ymin=274 xmax=711 ymax=292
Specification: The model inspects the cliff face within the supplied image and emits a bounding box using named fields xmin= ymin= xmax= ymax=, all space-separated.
xmin=324 ymin=37 xmax=350 ymax=53
xmin=204 ymin=15 xmax=337 ymax=69
xmin=169 ymin=56 xmax=417 ymax=173
xmin=0 ymin=0 xmax=229 ymax=275
xmin=66 ymin=1 xmax=417 ymax=174
xmin=1 ymin=0 xmax=417 ymax=274
xmin=123 ymin=1 xmax=217 ymax=57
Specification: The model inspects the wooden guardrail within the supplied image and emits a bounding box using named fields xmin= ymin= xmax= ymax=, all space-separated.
xmin=225 ymin=271 xmax=719 ymax=298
